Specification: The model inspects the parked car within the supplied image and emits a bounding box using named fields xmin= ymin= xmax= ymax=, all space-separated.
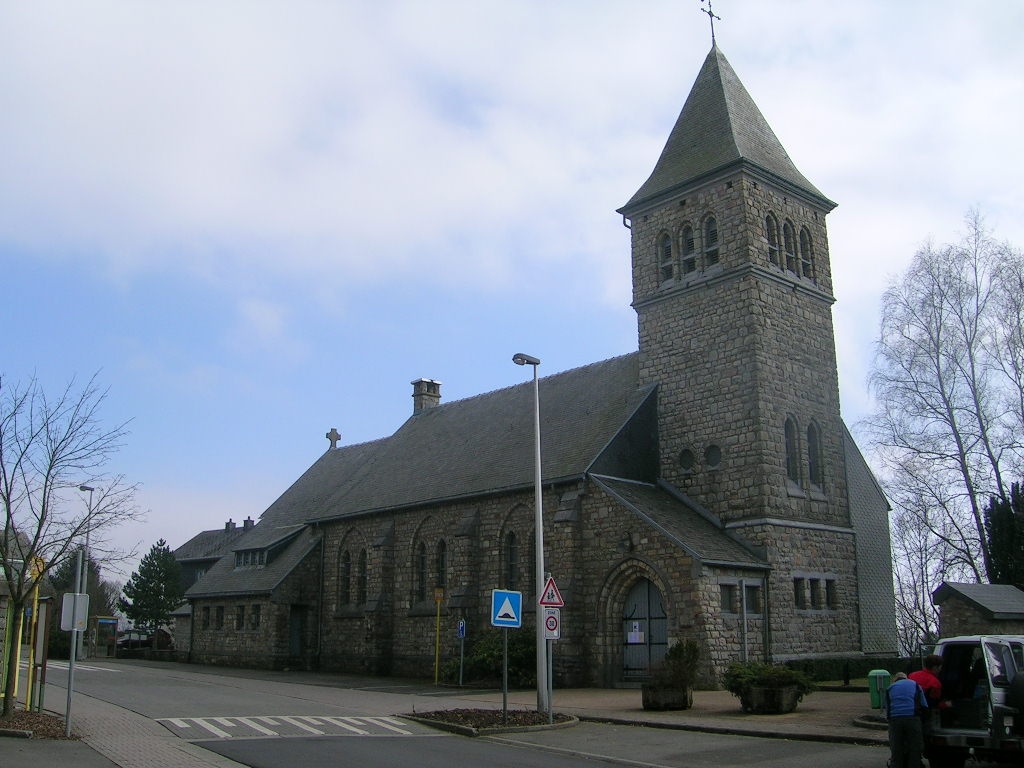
xmin=116 ymin=630 xmax=154 ymax=648
xmin=927 ymin=635 xmax=1024 ymax=768
xmin=116 ymin=628 xmax=172 ymax=649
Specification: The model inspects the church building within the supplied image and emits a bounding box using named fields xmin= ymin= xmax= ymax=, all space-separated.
xmin=181 ymin=42 xmax=897 ymax=686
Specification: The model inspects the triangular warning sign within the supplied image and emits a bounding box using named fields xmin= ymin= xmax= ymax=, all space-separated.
xmin=539 ymin=576 xmax=564 ymax=607
xmin=496 ymin=597 xmax=519 ymax=622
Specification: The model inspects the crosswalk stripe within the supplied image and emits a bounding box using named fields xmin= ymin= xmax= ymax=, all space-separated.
xmin=323 ymin=717 xmax=369 ymax=735
xmin=28 ymin=661 xmax=119 ymax=673
xmin=156 ymin=714 xmax=424 ymax=740
xmin=237 ymin=717 xmax=278 ymax=736
xmin=193 ymin=718 xmax=232 ymax=738
xmin=280 ymin=716 xmax=324 ymax=735
xmin=365 ymin=717 xmax=413 ymax=735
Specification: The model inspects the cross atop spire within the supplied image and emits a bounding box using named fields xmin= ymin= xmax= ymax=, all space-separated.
xmin=701 ymin=0 xmax=721 ymax=45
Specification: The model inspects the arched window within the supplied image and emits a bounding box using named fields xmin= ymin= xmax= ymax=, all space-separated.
xmin=681 ymin=225 xmax=696 ymax=274
xmin=338 ymin=549 xmax=351 ymax=607
xmin=807 ymin=422 xmax=823 ymax=488
xmin=703 ymin=216 xmax=719 ymax=266
xmin=415 ymin=541 xmax=427 ymax=602
xmin=799 ymin=227 xmax=815 ymax=279
xmin=357 ymin=549 xmax=368 ymax=605
xmin=765 ymin=214 xmax=780 ymax=266
xmin=504 ymin=531 xmax=518 ymax=590
xmin=783 ymin=221 xmax=797 ymax=272
xmin=435 ymin=539 xmax=447 ymax=590
xmin=658 ymin=233 xmax=674 ymax=283
xmin=784 ymin=417 xmax=800 ymax=484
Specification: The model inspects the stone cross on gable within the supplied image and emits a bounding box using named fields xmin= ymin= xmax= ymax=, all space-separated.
xmin=326 ymin=427 xmax=341 ymax=449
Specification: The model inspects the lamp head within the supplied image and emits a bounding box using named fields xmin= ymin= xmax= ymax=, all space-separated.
xmin=512 ymin=353 xmax=540 ymax=366
xmin=79 ymin=485 xmax=94 ymax=492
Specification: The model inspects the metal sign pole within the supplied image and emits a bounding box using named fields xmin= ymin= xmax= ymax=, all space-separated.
xmin=64 ymin=548 xmax=83 ymax=738
xmin=502 ymin=628 xmax=508 ymax=725
xmin=547 ymin=638 xmax=553 ymax=724
xmin=457 ymin=618 xmax=466 ymax=686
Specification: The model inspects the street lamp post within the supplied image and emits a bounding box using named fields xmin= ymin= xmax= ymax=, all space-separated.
xmin=78 ymin=485 xmax=94 ymax=661
xmin=512 ymin=353 xmax=549 ymax=716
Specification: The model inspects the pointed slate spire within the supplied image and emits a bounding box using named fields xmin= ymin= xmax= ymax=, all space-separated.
xmin=619 ymin=45 xmax=834 ymax=215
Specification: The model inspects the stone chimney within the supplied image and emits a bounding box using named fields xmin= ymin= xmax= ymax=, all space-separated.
xmin=243 ymin=517 xmax=255 ymax=531
xmin=225 ymin=519 xmax=236 ymax=532
xmin=411 ymin=378 xmax=442 ymax=414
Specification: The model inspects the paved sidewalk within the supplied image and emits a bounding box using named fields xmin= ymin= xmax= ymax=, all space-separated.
xmin=1 ymin=680 xmax=887 ymax=768
xmin=462 ymin=686 xmax=889 ymax=745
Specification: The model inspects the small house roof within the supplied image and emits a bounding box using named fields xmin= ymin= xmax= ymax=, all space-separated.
xmin=933 ymin=582 xmax=1024 ymax=620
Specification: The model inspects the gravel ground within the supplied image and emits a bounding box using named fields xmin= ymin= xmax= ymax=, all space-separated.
xmin=0 ymin=710 xmax=76 ymax=739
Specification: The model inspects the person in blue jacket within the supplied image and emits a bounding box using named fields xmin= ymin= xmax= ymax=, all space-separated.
xmin=885 ymin=671 xmax=929 ymax=768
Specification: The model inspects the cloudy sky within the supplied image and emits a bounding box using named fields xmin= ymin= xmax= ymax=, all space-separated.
xmin=3 ymin=0 xmax=1022 ymax=582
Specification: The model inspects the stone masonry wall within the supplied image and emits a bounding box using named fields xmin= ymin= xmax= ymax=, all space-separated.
xmin=730 ymin=520 xmax=860 ymax=658
xmin=189 ymin=546 xmax=322 ymax=669
xmin=937 ymin=596 xmax=1024 ymax=638
xmin=630 ymin=170 xmax=847 ymax=530
xmin=313 ymin=478 xmax=778 ymax=688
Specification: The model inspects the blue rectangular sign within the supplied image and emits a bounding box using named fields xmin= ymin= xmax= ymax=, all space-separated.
xmin=490 ymin=589 xmax=523 ymax=628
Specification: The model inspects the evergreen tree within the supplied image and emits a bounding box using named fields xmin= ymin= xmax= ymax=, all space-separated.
xmin=49 ymin=552 xmax=120 ymax=615
xmin=985 ymin=483 xmax=1024 ymax=590
xmin=120 ymin=539 xmax=184 ymax=634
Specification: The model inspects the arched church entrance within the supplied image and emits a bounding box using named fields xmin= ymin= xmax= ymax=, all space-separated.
xmin=621 ymin=578 xmax=667 ymax=681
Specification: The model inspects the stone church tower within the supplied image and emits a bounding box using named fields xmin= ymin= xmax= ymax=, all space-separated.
xmin=619 ymin=45 xmax=858 ymax=654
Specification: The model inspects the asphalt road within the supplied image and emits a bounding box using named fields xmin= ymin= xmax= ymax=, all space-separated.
xmin=54 ymin=659 xmax=889 ymax=768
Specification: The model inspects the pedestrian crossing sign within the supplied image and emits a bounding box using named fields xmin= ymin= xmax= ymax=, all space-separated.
xmin=490 ymin=589 xmax=523 ymax=628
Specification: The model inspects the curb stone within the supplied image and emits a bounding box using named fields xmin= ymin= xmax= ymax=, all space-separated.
xmin=0 ymin=728 xmax=33 ymax=739
xmin=404 ymin=714 xmax=579 ymax=737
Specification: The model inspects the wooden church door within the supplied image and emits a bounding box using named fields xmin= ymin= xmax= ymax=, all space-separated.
xmin=621 ymin=578 xmax=667 ymax=680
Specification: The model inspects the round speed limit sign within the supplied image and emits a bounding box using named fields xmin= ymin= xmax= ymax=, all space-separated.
xmin=543 ymin=607 xmax=560 ymax=640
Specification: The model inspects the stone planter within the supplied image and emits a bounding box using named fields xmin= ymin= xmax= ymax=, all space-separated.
xmin=741 ymin=685 xmax=801 ymax=714
xmin=641 ymin=684 xmax=694 ymax=711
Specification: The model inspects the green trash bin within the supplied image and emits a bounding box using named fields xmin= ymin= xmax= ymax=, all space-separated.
xmin=868 ymin=669 xmax=891 ymax=709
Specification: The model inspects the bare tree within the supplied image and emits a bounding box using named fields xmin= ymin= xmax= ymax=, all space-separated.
xmin=865 ymin=211 xmax=1024 ymax=649
xmin=0 ymin=374 xmax=141 ymax=717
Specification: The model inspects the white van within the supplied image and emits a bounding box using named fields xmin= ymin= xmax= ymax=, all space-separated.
xmin=927 ymin=635 xmax=1024 ymax=768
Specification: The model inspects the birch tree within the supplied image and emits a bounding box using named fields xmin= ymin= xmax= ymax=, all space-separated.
xmin=865 ymin=211 xmax=1024 ymax=647
xmin=0 ymin=374 xmax=141 ymax=717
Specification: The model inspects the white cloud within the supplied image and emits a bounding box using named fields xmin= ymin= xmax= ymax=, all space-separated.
xmin=3 ymin=0 xmax=1024 ymax=565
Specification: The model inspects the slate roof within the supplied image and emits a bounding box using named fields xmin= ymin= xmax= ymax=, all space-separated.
xmin=843 ymin=423 xmax=897 ymax=653
xmin=186 ymin=354 xmax=654 ymax=598
xmin=619 ymin=45 xmax=834 ymax=215
xmin=592 ymin=475 xmax=766 ymax=569
xmin=933 ymin=582 xmax=1024 ymax=620
xmin=298 ymin=353 xmax=651 ymax=524
xmin=186 ymin=527 xmax=320 ymax=599
xmin=174 ymin=526 xmax=248 ymax=563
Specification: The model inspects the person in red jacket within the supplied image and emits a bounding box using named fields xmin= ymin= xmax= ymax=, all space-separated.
xmin=909 ymin=654 xmax=947 ymax=709
xmin=910 ymin=653 xmax=948 ymax=752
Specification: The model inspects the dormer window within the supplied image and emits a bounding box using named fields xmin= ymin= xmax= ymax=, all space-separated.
xmin=234 ymin=549 xmax=266 ymax=568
